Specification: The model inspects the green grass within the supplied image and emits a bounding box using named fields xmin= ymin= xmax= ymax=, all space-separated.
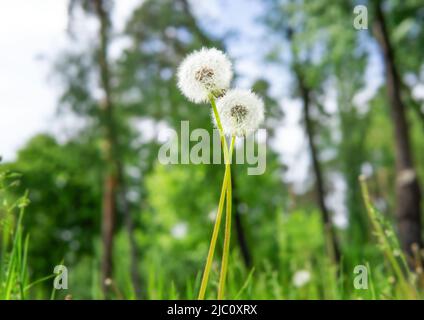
xmin=0 ymin=169 xmax=422 ymax=300
xmin=0 ymin=171 xmax=30 ymax=300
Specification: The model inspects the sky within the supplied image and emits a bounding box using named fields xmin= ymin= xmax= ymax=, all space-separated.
xmin=0 ymin=0 xmax=141 ymax=161
xmin=0 ymin=0 xmax=68 ymax=161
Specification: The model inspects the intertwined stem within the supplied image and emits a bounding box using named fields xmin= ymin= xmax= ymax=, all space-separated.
xmin=197 ymin=165 xmax=230 ymax=300
xmin=218 ymin=136 xmax=235 ymax=300
xmin=197 ymin=95 xmax=233 ymax=300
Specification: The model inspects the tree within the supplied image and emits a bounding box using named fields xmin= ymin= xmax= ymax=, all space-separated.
xmin=372 ymin=0 xmax=423 ymax=260
xmin=263 ymin=0 xmax=345 ymax=262
xmin=65 ymin=0 xmax=142 ymax=297
xmin=92 ymin=0 xmax=119 ymax=294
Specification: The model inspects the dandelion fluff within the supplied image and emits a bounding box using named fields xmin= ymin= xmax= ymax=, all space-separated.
xmin=171 ymin=222 xmax=188 ymax=240
xmin=292 ymin=270 xmax=311 ymax=288
xmin=177 ymin=47 xmax=233 ymax=103
xmin=215 ymin=89 xmax=264 ymax=137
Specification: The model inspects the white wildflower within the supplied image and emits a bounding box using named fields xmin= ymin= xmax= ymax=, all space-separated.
xmin=171 ymin=222 xmax=188 ymax=239
xmin=292 ymin=270 xmax=311 ymax=288
xmin=177 ymin=47 xmax=233 ymax=103
xmin=208 ymin=208 xmax=217 ymax=222
xmin=215 ymin=89 xmax=264 ymax=137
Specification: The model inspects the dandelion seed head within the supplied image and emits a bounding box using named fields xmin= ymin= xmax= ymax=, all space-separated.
xmin=195 ymin=67 xmax=214 ymax=83
xmin=292 ymin=270 xmax=311 ymax=288
xmin=171 ymin=222 xmax=188 ymax=239
xmin=177 ymin=47 xmax=232 ymax=103
xmin=230 ymin=105 xmax=249 ymax=123
xmin=215 ymin=89 xmax=264 ymax=137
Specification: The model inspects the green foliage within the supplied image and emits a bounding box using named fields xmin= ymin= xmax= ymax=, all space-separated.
xmin=1 ymin=162 xmax=423 ymax=299
xmin=4 ymin=134 xmax=103 ymax=281
xmin=360 ymin=176 xmax=420 ymax=299
xmin=0 ymin=168 xmax=54 ymax=299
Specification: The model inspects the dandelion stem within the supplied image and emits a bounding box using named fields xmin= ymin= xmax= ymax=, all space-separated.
xmin=210 ymin=95 xmax=230 ymax=164
xmin=197 ymin=95 xmax=232 ymax=300
xmin=197 ymin=166 xmax=230 ymax=300
xmin=218 ymin=136 xmax=235 ymax=300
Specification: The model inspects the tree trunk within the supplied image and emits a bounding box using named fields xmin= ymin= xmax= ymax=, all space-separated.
xmin=297 ymin=70 xmax=341 ymax=264
xmin=94 ymin=0 xmax=117 ymax=297
xmin=373 ymin=0 xmax=423 ymax=260
xmin=101 ymin=172 xmax=117 ymax=292
xmin=94 ymin=0 xmax=142 ymax=297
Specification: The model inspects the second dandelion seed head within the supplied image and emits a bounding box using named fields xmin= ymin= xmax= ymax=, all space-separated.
xmin=215 ymin=89 xmax=265 ymax=137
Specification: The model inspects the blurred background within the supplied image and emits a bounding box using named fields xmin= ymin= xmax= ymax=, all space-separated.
xmin=0 ymin=0 xmax=423 ymax=299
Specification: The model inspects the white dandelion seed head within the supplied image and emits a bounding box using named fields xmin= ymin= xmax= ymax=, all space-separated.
xmin=177 ymin=47 xmax=233 ymax=104
xmin=215 ymin=89 xmax=264 ymax=137
xmin=292 ymin=270 xmax=311 ymax=288
xmin=171 ymin=222 xmax=188 ymax=240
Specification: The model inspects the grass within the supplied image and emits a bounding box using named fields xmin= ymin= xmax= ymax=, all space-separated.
xmin=0 ymin=168 xmax=423 ymax=300
xmin=0 ymin=170 xmax=55 ymax=300
xmin=0 ymin=170 xmax=30 ymax=300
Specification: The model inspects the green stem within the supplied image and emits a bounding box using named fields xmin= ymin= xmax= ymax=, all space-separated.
xmin=197 ymin=167 xmax=230 ymax=300
xmin=210 ymin=95 xmax=230 ymax=164
xmin=218 ymin=136 xmax=235 ymax=300
xmin=197 ymin=95 xmax=232 ymax=300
